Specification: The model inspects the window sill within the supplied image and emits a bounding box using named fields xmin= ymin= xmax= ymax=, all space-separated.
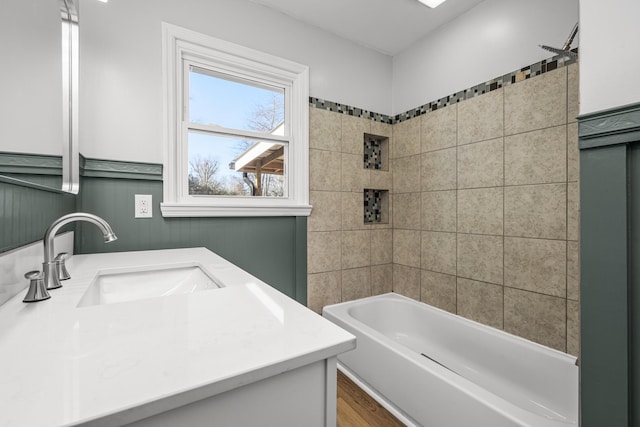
xmin=160 ymin=202 xmax=312 ymax=217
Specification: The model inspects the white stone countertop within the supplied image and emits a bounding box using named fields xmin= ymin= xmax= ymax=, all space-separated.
xmin=0 ymin=248 xmax=355 ymax=426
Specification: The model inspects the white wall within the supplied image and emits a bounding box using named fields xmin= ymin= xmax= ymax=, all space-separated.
xmin=392 ymin=0 xmax=578 ymax=115
xmin=0 ymin=0 xmax=62 ymax=156
xmin=4 ymin=0 xmax=592 ymax=161
xmin=579 ymin=0 xmax=640 ymax=115
xmin=80 ymin=0 xmax=392 ymax=163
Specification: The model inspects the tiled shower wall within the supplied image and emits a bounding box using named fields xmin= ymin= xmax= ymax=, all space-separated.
xmin=307 ymin=62 xmax=580 ymax=356
xmin=391 ymin=64 xmax=580 ymax=355
xmin=307 ymin=110 xmax=394 ymax=313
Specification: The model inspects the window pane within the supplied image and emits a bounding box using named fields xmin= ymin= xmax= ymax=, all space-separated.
xmin=188 ymin=132 xmax=286 ymax=197
xmin=189 ymin=67 xmax=285 ymax=135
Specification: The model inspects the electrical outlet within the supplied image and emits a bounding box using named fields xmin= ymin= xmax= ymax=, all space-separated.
xmin=135 ymin=194 xmax=152 ymax=218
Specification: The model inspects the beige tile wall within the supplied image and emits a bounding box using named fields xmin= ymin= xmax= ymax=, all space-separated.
xmin=393 ymin=64 xmax=580 ymax=355
xmin=307 ymin=109 xmax=393 ymax=313
xmin=307 ymin=63 xmax=580 ymax=356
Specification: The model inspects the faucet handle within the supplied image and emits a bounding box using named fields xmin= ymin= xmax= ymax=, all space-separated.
xmin=23 ymin=270 xmax=51 ymax=303
xmin=24 ymin=271 xmax=43 ymax=280
xmin=55 ymin=252 xmax=71 ymax=281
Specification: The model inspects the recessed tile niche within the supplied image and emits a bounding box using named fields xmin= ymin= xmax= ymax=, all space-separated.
xmin=363 ymin=133 xmax=389 ymax=171
xmin=363 ymin=134 xmax=390 ymax=224
xmin=364 ymin=189 xmax=388 ymax=224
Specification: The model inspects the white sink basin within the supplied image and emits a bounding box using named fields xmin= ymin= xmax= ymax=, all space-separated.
xmin=77 ymin=263 xmax=222 ymax=307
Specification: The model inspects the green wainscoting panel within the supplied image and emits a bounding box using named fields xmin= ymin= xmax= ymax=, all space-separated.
xmin=1 ymin=152 xmax=308 ymax=305
xmin=294 ymin=216 xmax=308 ymax=306
xmin=0 ymin=179 xmax=76 ymax=253
xmin=631 ymin=145 xmax=640 ymax=427
xmin=0 ymin=174 xmax=63 ymax=191
xmin=0 ymin=151 xmax=65 ymax=191
xmin=579 ymin=102 xmax=640 ymax=149
xmin=0 ymin=152 xmax=63 ymax=176
xmin=80 ymin=156 xmax=163 ymax=181
xmin=75 ymin=177 xmax=308 ymax=304
xmin=580 ymin=145 xmax=629 ymax=427
xmin=579 ymin=101 xmax=640 ymax=427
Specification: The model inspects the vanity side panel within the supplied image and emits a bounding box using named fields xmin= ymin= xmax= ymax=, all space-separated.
xmin=124 ymin=360 xmax=329 ymax=427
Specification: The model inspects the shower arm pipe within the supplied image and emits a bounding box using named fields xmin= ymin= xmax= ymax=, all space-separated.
xmin=563 ymin=23 xmax=579 ymax=51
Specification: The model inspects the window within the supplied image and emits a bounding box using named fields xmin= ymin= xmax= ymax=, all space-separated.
xmin=161 ymin=23 xmax=311 ymax=217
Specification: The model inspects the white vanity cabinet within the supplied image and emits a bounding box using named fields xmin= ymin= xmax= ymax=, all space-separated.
xmin=128 ymin=358 xmax=338 ymax=427
xmin=0 ymin=248 xmax=354 ymax=427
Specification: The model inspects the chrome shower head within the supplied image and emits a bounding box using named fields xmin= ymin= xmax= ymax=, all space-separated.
xmin=539 ymin=22 xmax=579 ymax=59
xmin=539 ymin=44 xmax=578 ymax=59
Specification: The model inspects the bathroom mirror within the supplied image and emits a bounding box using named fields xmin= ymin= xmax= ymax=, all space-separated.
xmin=60 ymin=0 xmax=80 ymax=193
xmin=0 ymin=0 xmax=79 ymax=193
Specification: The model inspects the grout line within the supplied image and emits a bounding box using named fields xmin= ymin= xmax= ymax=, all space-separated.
xmin=417 ymin=118 xmax=424 ymax=302
xmin=461 ymin=181 xmax=570 ymax=191
xmin=390 ymin=125 xmax=395 ymax=295
xmin=502 ymin=84 xmax=506 ymax=330
xmin=453 ymin=231 xmax=570 ymax=242
xmin=422 ymin=188 xmax=457 ymax=194
xmin=459 ymin=121 xmax=569 ymax=148
xmin=455 ymin=104 xmax=459 ymax=313
xmin=565 ymin=67 xmax=570 ymax=351
xmin=339 ymin=117 xmax=344 ymax=303
xmin=502 ymin=123 xmax=568 ymax=139
xmin=501 ymin=284 xmax=567 ymax=300
xmin=421 ymin=144 xmax=461 ymax=154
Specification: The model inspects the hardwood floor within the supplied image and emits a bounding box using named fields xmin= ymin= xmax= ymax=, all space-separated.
xmin=337 ymin=370 xmax=405 ymax=427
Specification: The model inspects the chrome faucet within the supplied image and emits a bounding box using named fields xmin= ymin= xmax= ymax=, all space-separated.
xmin=42 ymin=212 xmax=117 ymax=290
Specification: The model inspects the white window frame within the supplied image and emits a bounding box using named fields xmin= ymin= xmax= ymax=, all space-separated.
xmin=161 ymin=23 xmax=311 ymax=217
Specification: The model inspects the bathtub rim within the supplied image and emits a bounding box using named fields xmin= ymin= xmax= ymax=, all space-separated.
xmin=324 ymin=292 xmax=578 ymax=366
xmin=323 ymin=292 xmax=579 ymax=426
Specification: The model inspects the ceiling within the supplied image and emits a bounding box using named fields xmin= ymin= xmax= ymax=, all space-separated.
xmin=248 ymin=0 xmax=486 ymax=56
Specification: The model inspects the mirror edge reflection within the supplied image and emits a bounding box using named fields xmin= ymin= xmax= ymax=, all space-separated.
xmin=60 ymin=0 xmax=80 ymax=194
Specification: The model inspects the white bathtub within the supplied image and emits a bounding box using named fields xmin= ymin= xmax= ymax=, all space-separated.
xmin=323 ymin=293 xmax=578 ymax=427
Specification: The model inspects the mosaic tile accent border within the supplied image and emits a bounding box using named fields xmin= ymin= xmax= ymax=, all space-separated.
xmin=364 ymin=189 xmax=383 ymax=223
xmin=394 ymin=50 xmax=578 ymax=122
xmin=309 ymin=97 xmax=393 ymax=124
xmin=309 ymin=50 xmax=578 ymax=125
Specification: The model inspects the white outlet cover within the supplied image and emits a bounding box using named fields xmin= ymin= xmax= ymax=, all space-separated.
xmin=135 ymin=194 xmax=153 ymax=218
